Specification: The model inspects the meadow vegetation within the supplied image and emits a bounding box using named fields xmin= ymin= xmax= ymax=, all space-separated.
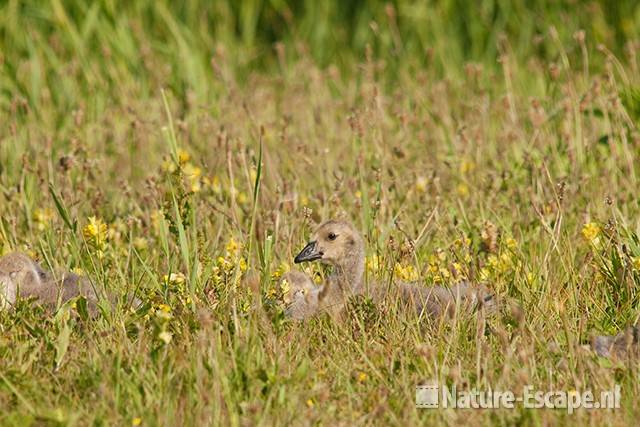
xmin=1 ymin=0 xmax=640 ymax=425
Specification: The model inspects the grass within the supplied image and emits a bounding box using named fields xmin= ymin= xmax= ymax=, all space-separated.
xmin=1 ymin=0 xmax=640 ymax=425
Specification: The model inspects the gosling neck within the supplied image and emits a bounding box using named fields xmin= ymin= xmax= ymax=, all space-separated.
xmin=328 ymin=250 xmax=365 ymax=295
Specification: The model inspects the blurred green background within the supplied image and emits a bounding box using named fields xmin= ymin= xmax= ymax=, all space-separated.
xmin=1 ymin=0 xmax=639 ymax=114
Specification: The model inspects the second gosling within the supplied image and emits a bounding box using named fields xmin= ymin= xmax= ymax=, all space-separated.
xmin=591 ymin=325 xmax=639 ymax=359
xmin=0 ymin=252 xmax=102 ymax=315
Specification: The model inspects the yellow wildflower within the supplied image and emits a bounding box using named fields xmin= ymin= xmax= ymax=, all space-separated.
xmin=132 ymin=417 xmax=142 ymax=426
xmin=217 ymin=256 xmax=233 ymax=273
xmin=487 ymin=254 xmax=499 ymax=269
xmin=164 ymin=272 xmax=186 ymax=285
xmin=33 ymin=208 xmax=54 ymax=231
xmin=177 ymin=148 xmax=190 ymax=164
xmin=427 ymin=263 xmax=439 ymax=275
xmin=156 ymin=309 xmax=172 ymax=321
xmin=281 ymin=278 xmax=291 ymax=304
xmin=271 ymin=262 xmax=290 ymax=280
xmin=498 ymin=253 xmax=513 ymax=273
xmin=456 ymin=183 xmax=469 ymax=197
xmin=460 ymin=159 xmax=476 ymax=174
xmin=356 ymin=372 xmax=368 ymax=383
xmin=451 ymin=262 xmax=466 ymax=279
xmin=150 ymin=210 xmax=164 ymax=232
xmin=526 ymin=272 xmax=536 ymax=285
xmin=505 ymin=237 xmax=518 ymax=250
xmin=157 ymin=304 xmax=171 ymax=313
xmin=453 ymin=237 xmax=471 ymax=248
xmin=225 ymin=237 xmax=241 ymax=256
xmin=83 ymin=216 xmax=108 ymax=249
xmin=581 ymin=222 xmax=600 ymax=244
xmin=266 ymin=286 xmax=277 ymax=300
xmin=632 ymin=257 xmax=640 ymax=271
xmin=366 ymin=255 xmax=382 ymax=274
xmin=183 ymin=163 xmax=202 ymax=193
xmin=237 ymin=191 xmax=249 ymax=206
xmin=479 ymin=267 xmax=490 ymax=281
xmin=306 ymin=399 xmax=315 ymax=408
xmin=394 ymin=263 xmax=418 ymax=281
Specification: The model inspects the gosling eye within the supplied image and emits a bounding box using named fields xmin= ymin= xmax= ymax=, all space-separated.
xmin=328 ymin=232 xmax=337 ymax=241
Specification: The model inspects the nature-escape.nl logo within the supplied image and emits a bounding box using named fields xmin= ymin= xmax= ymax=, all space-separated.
xmin=416 ymin=383 xmax=620 ymax=414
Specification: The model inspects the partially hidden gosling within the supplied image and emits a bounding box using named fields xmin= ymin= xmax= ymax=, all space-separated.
xmin=281 ymin=271 xmax=321 ymax=320
xmin=1 ymin=252 xmax=105 ymax=315
xmin=591 ymin=325 xmax=639 ymax=359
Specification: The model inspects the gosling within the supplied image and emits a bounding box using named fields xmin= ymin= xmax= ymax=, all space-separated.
xmin=281 ymin=271 xmax=321 ymax=320
xmin=285 ymin=220 xmax=496 ymax=320
xmin=591 ymin=325 xmax=639 ymax=359
xmin=0 ymin=252 xmax=102 ymax=314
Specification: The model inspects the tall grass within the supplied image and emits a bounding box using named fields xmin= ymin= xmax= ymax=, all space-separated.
xmin=1 ymin=0 xmax=640 ymax=425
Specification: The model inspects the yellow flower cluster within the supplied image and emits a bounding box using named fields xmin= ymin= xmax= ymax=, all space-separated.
xmin=211 ymin=237 xmax=248 ymax=286
xmin=366 ymin=254 xmax=383 ymax=275
xmin=33 ymin=208 xmax=54 ymax=231
xmin=83 ymin=216 xmax=108 ymax=253
xmin=581 ymin=222 xmax=600 ymax=245
xmin=154 ymin=268 xmax=193 ymax=311
xmin=266 ymin=262 xmax=291 ymax=301
xmin=279 ymin=277 xmax=291 ymax=303
xmin=478 ymin=237 xmax=518 ymax=281
xmin=152 ymin=303 xmax=173 ymax=344
xmin=456 ymin=183 xmax=469 ymax=197
xmin=356 ymin=372 xmax=368 ymax=383
xmin=163 ymin=272 xmax=186 ymax=286
xmin=426 ymin=250 xmax=452 ymax=284
xmin=394 ymin=263 xmax=418 ymax=281
xmin=459 ymin=159 xmax=476 ymax=175
xmin=183 ymin=163 xmax=202 ymax=193
xmin=161 ymin=148 xmax=203 ymax=193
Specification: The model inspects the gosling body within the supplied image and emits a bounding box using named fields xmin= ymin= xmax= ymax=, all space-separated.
xmin=0 ymin=252 xmax=101 ymax=314
xmin=591 ymin=325 xmax=639 ymax=359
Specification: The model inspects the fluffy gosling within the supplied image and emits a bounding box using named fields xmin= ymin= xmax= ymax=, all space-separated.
xmin=281 ymin=271 xmax=322 ymax=320
xmin=286 ymin=220 xmax=496 ymax=320
xmin=0 ymin=252 xmax=102 ymax=315
xmin=591 ymin=325 xmax=639 ymax=359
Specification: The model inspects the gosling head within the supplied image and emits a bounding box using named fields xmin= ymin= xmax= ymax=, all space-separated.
xmin=281 ymin=271 xmax=320 ymax=320
xmin=0 ymin=252 xmax=46 ymax=286
xmin=0 ymin=252 xmax=47 ymax=306
xmin=294 ymin=220 xmax=364 ymax=268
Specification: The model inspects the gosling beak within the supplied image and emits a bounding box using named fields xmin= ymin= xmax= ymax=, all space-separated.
xmin=294 ymin=241 xmax=323 ymax=263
